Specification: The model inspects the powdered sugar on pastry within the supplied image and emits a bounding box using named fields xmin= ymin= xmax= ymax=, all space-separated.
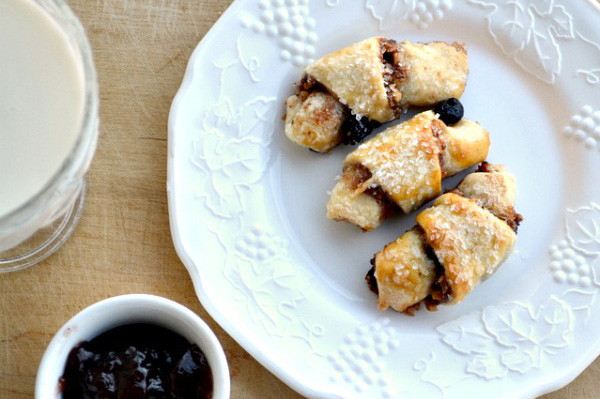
xmin=284 ymin=37 xmax=469 ymax=152
xmin=326 ymin=110 xmax=489 ymax=231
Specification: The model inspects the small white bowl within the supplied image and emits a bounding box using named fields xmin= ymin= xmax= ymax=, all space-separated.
xmin=35 ymin=294 xmax=230 ymax=399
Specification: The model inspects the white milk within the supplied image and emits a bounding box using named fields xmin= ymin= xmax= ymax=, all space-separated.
xmin=0 ymin=0 xmax=85 ymax=219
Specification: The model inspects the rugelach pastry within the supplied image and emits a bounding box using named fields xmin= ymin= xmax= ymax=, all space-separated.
xmin=326 ymin=110 xmax=490 ymax=231
xmin=284 ymin=37 xmax=469 ymax=152
xmin=366 ymin=163 xmax=523 ymax=314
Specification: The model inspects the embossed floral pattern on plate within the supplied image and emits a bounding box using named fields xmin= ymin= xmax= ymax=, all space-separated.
xmin=168 ymin=0 xmax=600 ymax=398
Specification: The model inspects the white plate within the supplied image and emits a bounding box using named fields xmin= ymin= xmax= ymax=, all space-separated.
xmin=167 ymin=1 xmax=600 ymax=398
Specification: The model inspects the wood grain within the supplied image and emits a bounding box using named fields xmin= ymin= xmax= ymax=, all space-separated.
xmin=0 ymin=1 xmax=596 ymax=398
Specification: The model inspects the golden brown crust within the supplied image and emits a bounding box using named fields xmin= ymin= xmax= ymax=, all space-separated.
xmin=374 ymin=228 xmax=436 ymax=312
xmin=326 ymin=177 xmax=386 ymax=231
xmin=284 ymin=91 xmax=345 ymax=153
xmin=305 ymin=37 xmax=395 ymax=123
xmin=284 ymin=38 xmax=470 ymax=152
xmin=345 ymin=111 xmax=443 ymax=213
xmin=369 ymin=164 xmax=521 ymax=312
xmin=416 ymin=192 xmax=517 ymax=303
xmin=305 ymin=38 xmax=469 ymax=120
xmin=327 ymin=111 xmax=490 ymax=230
xmin=396 ymin=41 xmax=469 ymax=106
xmin=457 ymin=164 xmax=515 ymax=217
xmin=457 ymin=163 xmax=523 ymax=232
xmin=439 ymin=119 xmax=490 ymax=176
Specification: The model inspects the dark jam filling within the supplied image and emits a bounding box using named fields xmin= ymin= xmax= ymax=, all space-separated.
xmin=365 ymin=258 xmax=378 ymax=295
xmin=380 ymin=38 xmax=407 ymax=113
xmin=475 ymin=161 xmax=494 ymax=173
xmin=60 ymin=323 xmax=213 ymax=399
xmin=343 ymin=163 xmax=397 ymax=218
xmin=430 ymin=118 xmax=447 ymax=177
xmin=422 ymin=243 xmax=452 ymax=311
xmin=296 ymin=75 xmax=328 ymax=101
xmin=504 ymin=211 xmax=523 ymax=232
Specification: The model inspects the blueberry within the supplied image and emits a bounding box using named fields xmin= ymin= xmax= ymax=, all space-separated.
xmin=342 ymin=114 xmax=380 ymax=145
xmin=434 ymin=98 xmax=464 ymax=126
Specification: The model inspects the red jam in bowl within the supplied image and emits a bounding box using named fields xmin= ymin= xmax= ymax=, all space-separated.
xmin=60 ymin=323 xmax=213 ymax=399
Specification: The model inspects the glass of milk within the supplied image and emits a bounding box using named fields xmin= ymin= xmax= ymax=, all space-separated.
xmin=0 ymin=0 xmax=99 ymax=272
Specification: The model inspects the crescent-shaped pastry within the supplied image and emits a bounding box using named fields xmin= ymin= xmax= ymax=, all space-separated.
xmin=284 ymin=37 xmax=469 ymax=152
xmin=366 ymin=163 xmax=523 ymax=314
xmin=326 ymin=110 xmax=490 ymax=231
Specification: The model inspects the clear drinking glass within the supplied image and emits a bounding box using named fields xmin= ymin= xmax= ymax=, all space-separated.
xmin=0 ymin=0 xmax=99 ymax=272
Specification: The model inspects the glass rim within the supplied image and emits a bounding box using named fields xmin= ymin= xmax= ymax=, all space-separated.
xmin=0 ymin=0 xmax=99 ymax=230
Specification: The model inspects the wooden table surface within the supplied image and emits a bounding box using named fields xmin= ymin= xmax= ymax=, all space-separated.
xmin=0 ymin=1 xmax=598 ymax=398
